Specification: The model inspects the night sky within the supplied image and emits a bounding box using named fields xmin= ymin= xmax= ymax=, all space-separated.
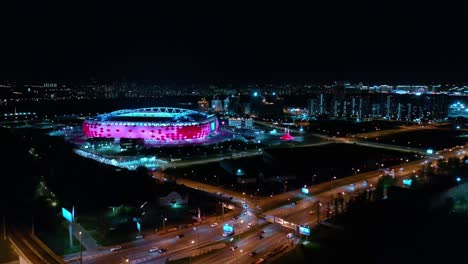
xmin=1 ymin=1 xmax=468 ymax=82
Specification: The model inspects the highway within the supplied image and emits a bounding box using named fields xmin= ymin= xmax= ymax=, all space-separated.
xmin=66 ymin=198 xmax=255 ymax=264
xmin=191 ymin=224 xmax=292 ymax=264
xmin=8 ymin=228 xmax=65 ymax=264
xmin=160 ymin=149 xmax=263 ymax=169
xmin=265 ymin=145 xmax=467 ymax=229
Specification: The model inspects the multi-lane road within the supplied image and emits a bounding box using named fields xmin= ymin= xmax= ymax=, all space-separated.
xmin=13 ymin=121 xmax=464 ymax=264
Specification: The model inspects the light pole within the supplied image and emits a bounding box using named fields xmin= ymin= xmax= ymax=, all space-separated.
xmin=163 ymin=218 xmax=167 ymax=232
xmin=221 ymin=202 xmax=225 ymax=220
xmin=193 ymin=227 xmax=199 ymax=255
xmin=238 ymin=249 xmax=243 ymax=264
xmin=330 ymin=176 xmax=336 ymax=190
xmin=79 ymin=231 xmax=83 ymax=264
xmin=190 ymin=240 xmax=195 ymax=264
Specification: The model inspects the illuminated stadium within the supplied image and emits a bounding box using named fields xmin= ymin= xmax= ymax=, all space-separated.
xmin=82 ymin=107 xmax=219 ymax=144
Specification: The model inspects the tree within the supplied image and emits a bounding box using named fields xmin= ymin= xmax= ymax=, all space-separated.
xmin=437 ymin=159 xmax=448 ymax=173
xmin=376 ymin=175 xmax=396 ymax=199
xmin=314 ymin=201 xmax=321 ymax=224
xmin=459 ymin=196 xmax=468 ymax=214
xmin=448 ymin=157 xmax=461 ymax=169
xmin=443 ymin=197 xmax=455 ymax=213
xmin=409 ymin=175 xmax=422 ymax=189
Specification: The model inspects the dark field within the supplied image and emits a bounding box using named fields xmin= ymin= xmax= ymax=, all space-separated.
xmin=170 ymin=143 xmax=419 ymax=195
xmin=363 ymin=129 xmax=468 ymax=150
xmin=308 ymin=120 xmax=413 ymax=136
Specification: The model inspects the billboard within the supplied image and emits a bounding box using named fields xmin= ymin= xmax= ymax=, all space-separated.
xmin=403 ymin=179 xmax=412 ymax=186
xmin=62 ymin=207 xmax=73 ymax=223
xmin=301 ymin=187 xmax=309 ymax=194
xmin=299 ymin=226 xmax=311 ymax=236
xmin=223 ymin=224 xmax=234 ymax=233
xmin=136 ymin=221 xmax=141 ymax=232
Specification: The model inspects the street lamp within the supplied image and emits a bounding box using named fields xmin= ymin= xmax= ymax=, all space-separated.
xmin=79 ymin=231 xmax=83 ymax=264
xmin=190 ymin=240 xmax=195 ymax=264
xmin=330 ymin=176 xmax=336 ymax=190
xmin=193 ymin=227 xmax=199 ymax=255
xmin=238 ymin=249 xmax=244 ymax=263
xmin=163 ymin=218 xmax=167 ymax=232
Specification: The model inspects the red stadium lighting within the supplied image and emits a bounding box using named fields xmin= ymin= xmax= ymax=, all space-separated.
xmin=280 ymin=129 xmax=295 ymax=141
xmin=83 ymin=107 xmax=218 ymax=145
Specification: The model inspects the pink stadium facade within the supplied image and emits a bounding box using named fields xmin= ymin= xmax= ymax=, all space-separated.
xmin=82 ymin=107 xmax=218 ymax=144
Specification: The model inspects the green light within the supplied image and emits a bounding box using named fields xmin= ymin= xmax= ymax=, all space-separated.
xmin=171 ymin=202 xmax=183 ymax=209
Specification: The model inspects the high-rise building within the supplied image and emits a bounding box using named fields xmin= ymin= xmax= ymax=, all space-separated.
xmin=211 ymin=99 xmax=223 ymax=112
xmin=307 ymin=98 xmax=316 ymax=115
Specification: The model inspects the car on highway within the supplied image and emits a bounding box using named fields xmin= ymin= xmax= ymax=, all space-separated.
xmin=255 ymin=258 xmax=265 ymax=264
xmin=223 ymin=232 xmax=234 ymax=238
xmin=176 ymin=234 xmax=184 ymax=239
xmin=159 ymin=248 xmax=168 ymax=253
xmin=287 ymin=233 xmax=294 ymax=239
xmin=248 ymin=222 xmax=255 ymax=228
xmin=249 ymin=251 xmax=257 ymax=256
xmin=232 ymin=216 xmax=239 ymax=220
xmin=210 ymin=222 xmax=218 ymax=228
xmin=110 ymin=245 xmax=122 ymax=252
xmin=257 ymin=235 xmax=264 ymax=239
xmin=230 ymin=245 xmax=238 ymax=251
xmin=149 ymin=247 xmax=159 ymax=253
xmin=258 ymin=230 xmax=265 ymax=234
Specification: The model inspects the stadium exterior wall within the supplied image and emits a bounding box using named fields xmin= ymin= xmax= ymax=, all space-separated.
xmin=82 ymin=108 xmax=219 ymax=144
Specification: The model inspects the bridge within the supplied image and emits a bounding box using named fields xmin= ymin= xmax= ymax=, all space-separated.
xmin=8 ymin=228 xmax=65 ymax=264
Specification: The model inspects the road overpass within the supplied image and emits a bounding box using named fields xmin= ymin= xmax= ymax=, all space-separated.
xmin=8 ymin=228 xmax=65 ymax=264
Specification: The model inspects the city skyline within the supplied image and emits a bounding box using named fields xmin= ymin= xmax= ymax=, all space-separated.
xmin=3 ymin=2 xmax=468 ymax=264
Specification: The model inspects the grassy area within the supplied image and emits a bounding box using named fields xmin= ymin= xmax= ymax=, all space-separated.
xmin=167 ymin=245 xmax=225 ymax=264
xmin=273 ymin=224 xmax=343 ymax=264
xmin=37 ymin=225 xmax=81 ymax=255
xmin=91 ymin=225 xmax=139 ymax=247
